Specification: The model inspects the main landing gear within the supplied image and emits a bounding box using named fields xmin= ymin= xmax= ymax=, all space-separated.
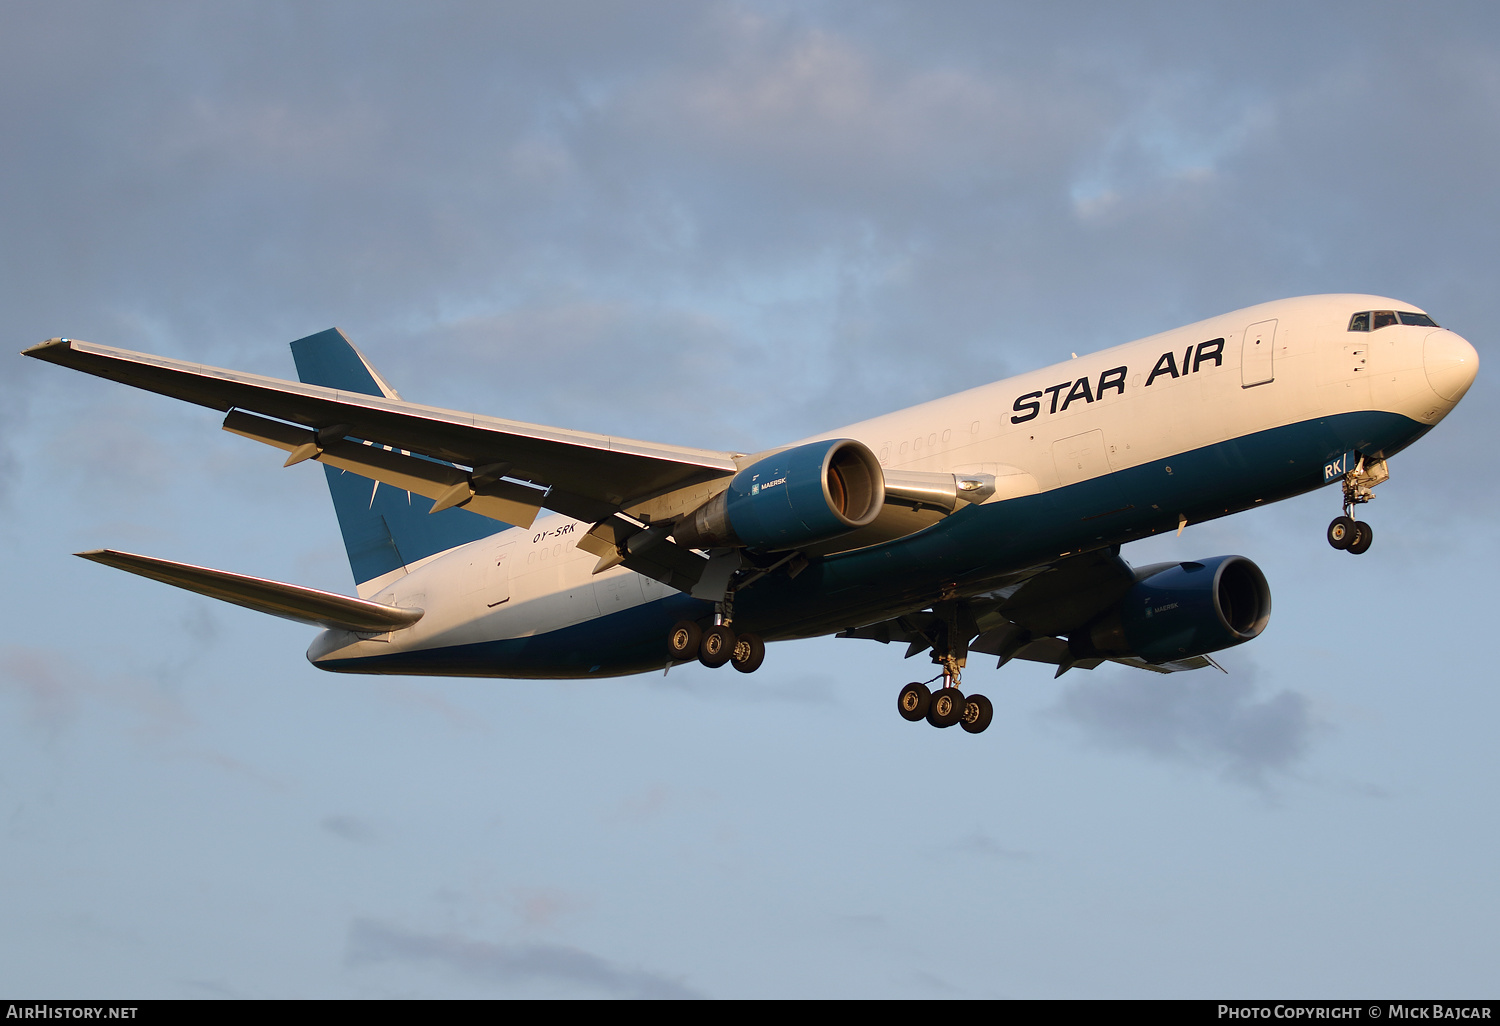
xmin=1326 ymin=454 xmax=1388 ymax=556
xmin=896 ymin=661 xmax=994 ymax=735
xmin=893 ymin=604 xmax=993 ymax=735
xmin=668 ymin=619 xmax=765 ymax=673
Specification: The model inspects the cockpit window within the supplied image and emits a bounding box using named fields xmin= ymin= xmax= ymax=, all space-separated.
xmin=1350 ymin=310 xmax=1441 ymax=331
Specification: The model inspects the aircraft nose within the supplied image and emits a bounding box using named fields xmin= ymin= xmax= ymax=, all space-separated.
xmin=1424 ymin=329 xmax=1479 ymax=402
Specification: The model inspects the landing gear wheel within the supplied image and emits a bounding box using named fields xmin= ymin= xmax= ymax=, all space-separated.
xmin=960 ymin=694 xmax=994 ymax=734
xmin=1347 ymin=521 xmax=1374 ymax=555
xmin=699 ymin=625 xmax=736 ymax=668
xmin=729 ymin=632 xmax=765 ymax=673
xmin=1327 ymin=515 xmax=1356 ymax=550
xmin=667 ymin=620 xmax=701 ymax=662
xmin=926 ymin=687 xmax=965 ymax=728
xmin=897 ymin=682 xmax=931 ymax=722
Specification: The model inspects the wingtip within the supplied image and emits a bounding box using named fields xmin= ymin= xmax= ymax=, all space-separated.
xmin=21 ymin=337 xmax=74 ymax=360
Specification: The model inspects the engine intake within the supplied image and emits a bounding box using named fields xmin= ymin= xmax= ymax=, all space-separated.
xmin=1083 ymin=554 xmax=1272 ymax=663
xmin=673 ymin=439 xmax=884 ymax=552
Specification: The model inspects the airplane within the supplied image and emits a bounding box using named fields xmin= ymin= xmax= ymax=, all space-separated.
xmin=22 ymin=294 xmax=1478 ymax=735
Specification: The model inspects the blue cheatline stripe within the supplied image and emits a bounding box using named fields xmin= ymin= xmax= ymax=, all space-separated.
xmin=289 ymin=328 xmax=504 ymax=587
xmin=310 ymin=409 xmax=1427 ymax=679
xmin=315 ymin=592 xmax=713 ymax=679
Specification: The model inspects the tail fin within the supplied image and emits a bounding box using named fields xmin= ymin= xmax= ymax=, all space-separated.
xmin=289 ymin=329 xmax=500 ymax=590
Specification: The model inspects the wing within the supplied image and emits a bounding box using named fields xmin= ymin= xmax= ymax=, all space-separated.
xmin=23 ymin=337 xmax=740 ymax=525
xmin=837 ymin=548 xmax=1220 ymax=676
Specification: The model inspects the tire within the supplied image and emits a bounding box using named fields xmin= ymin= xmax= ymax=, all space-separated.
xmin=926 ymin=687 xmax=965 ymax=728
xmin=699 ymin=625 xmax=736 ymax=668
xmin=729 ymin=632 xmax=766 ymax=673
xmin=1327 ymin=515 xmax=1356 ymax=550
xmin=1348 ymin=520 xmax=1374 ymax=555
xmin=667 ymin=620 xmax=701 ymax=662
xmin=960 ymin=694 xmax=994 ymax=734
xmin=897 ymin=682 xmax=931 ymax=722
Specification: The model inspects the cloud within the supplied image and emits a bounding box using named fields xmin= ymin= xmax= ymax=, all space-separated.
xmin=0 ymin=645 xmax=189 ymax=740
xmin=0 ymin=368 xmax=32 ymax=508
xmin=1048 ymin=663 xmax=1321 ymax=787
xmin=952 ymin=831 xmax=1034 ymax=863
xmin=615 ymin=783 xmax=672 ymax=824
xmin=7 ymin=1 xmax=1498 ymax=475
xmin=511 ymin=888 xmax=587 ymax=929
xmin=0 ymin=646 xmax=80 ymax=734
xmin=346 ymin=919 xmax=700 ymax=998
xmin=373 ymin=682 xmax=488 ymax=732
xmin=322 ymin=814 xmax=379 ymax=844
xmin=832 ymin=912 xmax=885 ymax=931
xmin=604 ymin=782 xmax=715 ymax=827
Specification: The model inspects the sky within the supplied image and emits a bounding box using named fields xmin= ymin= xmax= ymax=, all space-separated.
xmin=2 ymin=1 xmax=1497 ymax=999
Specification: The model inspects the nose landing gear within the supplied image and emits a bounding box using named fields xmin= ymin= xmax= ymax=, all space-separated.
xmin=1327 ymin=515 xmax=1374 ymax=554
xmin=1326 ymin=454 xmax=1387 ymax=556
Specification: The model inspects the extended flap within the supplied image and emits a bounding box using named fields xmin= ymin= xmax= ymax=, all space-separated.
xmin=224 ymin=409 xmax=543 ymax=528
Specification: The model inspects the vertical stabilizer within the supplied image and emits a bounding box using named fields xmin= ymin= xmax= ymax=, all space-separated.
xmin=289 ymin=329 xmax=501 ymax=590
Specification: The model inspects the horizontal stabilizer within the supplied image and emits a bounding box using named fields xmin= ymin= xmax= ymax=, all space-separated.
xmin=76 ymin=549 xmax=423 ymax=633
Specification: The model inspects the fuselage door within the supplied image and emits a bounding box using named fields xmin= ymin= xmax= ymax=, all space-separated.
xmin=1053 ymin=429 xmax=1111 ymax=487
xmin=1053 ymin=428 xmax=1129 ymax=518
xmin=485 ymin=542 xmax=514 ymax=607
xmin=1242 ymin=319 xmax=1277 ymax=387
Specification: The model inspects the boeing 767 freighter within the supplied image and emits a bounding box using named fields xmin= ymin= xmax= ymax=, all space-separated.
xmin=23 ymin=294 xmax=1478 ymax=735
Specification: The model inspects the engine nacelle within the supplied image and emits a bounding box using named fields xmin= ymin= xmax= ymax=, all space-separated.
xmin=1083 ymin=555 xmax=1272 ymax=663
xmin=673 ymin=439 xmax=884 ymax=552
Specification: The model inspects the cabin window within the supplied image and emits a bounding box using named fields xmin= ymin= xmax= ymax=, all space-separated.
xmin=1348 ymin=312 xmax=1370 ymax=332
xmin=1372 ymin=311 xmax=1398 ymax=329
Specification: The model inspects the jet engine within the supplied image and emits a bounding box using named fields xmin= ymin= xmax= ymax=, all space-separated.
xmin=1080 ymin=555 xmax=1272 ymax=662
xmin=672 ymin=439 xmax=884 ymax=552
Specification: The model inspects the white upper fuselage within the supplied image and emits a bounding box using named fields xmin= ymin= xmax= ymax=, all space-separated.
xmin=827 ymin=293 xmax=1467 ymax=487
xmin=309 ymin=294 xmax=1477 ymax=669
